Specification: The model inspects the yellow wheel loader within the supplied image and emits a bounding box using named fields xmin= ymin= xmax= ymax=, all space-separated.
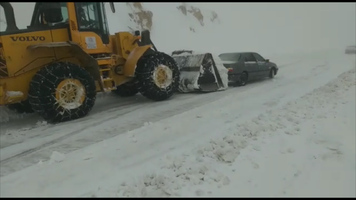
xmin=0 ymin=2 xmax=180 ymax=123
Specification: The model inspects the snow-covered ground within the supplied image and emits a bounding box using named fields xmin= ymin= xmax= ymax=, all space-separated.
xmin=1 ymin=2 xmax=355 ymax=197
xmin=0 ymin=50 xmax=355 ymax=197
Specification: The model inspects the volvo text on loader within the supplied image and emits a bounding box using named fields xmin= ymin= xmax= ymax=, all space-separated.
xmin=0 ymin=2 xmax=180 ymax=123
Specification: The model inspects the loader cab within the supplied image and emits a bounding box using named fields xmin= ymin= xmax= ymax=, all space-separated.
xmin=1 ymin=2 xmax=111 ymax=48
xmin=0 ymin=2 xmax=68 ymax=34
xmin=28 ymin=2 xmax=110 ymax=45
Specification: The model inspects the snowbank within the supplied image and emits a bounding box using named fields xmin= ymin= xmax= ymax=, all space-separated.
xmin=117 ymin=68 xmax=356 ymax=197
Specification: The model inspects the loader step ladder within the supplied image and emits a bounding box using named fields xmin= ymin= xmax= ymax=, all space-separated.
xmin=99 ymin=67 xmax=115 ymax=92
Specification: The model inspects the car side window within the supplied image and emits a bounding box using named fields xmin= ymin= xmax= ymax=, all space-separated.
xmin=253 ymin=53 xmax=265 ymax=62
xmin=244 ymin=53 xmax=257 ymax=62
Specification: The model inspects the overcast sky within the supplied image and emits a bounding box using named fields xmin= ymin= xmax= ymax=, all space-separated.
xmin=1 ymin=2 xmax=355 ymax=56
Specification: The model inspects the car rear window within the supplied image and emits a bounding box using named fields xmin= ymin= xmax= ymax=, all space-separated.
xmin=219 ymin=53 xmax=241 ymax=62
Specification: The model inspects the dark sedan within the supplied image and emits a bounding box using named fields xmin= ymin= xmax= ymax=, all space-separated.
xmin=218 ymin=52 xmax=279 ymax=86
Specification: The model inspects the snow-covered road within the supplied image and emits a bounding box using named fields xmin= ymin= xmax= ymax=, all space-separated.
xmin=0 ymin=50 xmax=355 ymax=197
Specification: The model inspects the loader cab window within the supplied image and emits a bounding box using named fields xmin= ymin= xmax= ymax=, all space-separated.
xmin=75 ymin=2 xmax=110 ymax=44
xmin=76 ymin=4 xmax=99 ymax=30
xmin=30 ymin=2 xmax=69 ymax=28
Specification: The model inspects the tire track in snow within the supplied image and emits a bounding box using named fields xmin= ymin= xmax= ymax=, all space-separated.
xmin=0 ymin=90 xmax=237 ymax=176
xmin=0 ymin=103 xmax=147 ymax=164
xmin=0 ymin=76 xmax=279 ymax=177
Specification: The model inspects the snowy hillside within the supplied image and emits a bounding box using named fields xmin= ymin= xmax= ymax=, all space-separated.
xmin=105 ymin=2 xmax=223 ymax=54
xmin=113 ymin=3 xmax=221 ymax=33
xmin=2 ymin=2 xmax=354 ymax=55
xmin=105 ymin=2 xmax=356 ymax=56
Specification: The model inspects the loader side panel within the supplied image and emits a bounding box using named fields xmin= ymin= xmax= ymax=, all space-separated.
xmin=51 ymin=28 xmax=71 ymax=42
xmin=0 ymin=30 xmax=55 ymax=77
xmin=0 ymin=29 xmax=62 ymax=105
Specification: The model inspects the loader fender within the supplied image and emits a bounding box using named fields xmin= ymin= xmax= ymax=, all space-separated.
xmin=123 ymin=45 xmax=152 ymax=77
xmin=27 ymin=41 xmax=101 ymax=81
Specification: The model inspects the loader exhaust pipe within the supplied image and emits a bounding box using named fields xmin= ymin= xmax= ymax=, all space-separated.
xmin=139 ymin=30 xmax=158 ymax=52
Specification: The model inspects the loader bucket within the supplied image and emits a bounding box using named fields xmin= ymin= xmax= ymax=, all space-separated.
xmin=172 ymin=50 xmax=228 ymax=93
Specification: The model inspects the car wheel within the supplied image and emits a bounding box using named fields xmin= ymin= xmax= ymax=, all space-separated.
xmin=269 ymin=68 xmax=275 ymax=78
xmin=237 ymin=72 xmax=248 ymax=86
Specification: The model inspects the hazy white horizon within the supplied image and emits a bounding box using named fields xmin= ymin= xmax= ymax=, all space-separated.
xmin=1 ymin=2 xmax=355 ymax=56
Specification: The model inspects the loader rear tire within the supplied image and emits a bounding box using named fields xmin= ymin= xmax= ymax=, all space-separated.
xmin=6 ymin=100 xmax=34 ymax=114
xmin=136 ymin=52 xmax=180 ymax=101
xmin=28 ymin=62 xmax=96 ymax=123
xmin=112 ymin=80 xmax=138 ymax=97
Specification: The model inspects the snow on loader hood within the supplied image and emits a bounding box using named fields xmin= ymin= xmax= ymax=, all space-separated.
xmin=171 ymin=50 xmax=228 ymax=93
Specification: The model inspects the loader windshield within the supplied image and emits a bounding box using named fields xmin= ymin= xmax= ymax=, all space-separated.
xmin=75 ymin=2 xmax=110 ymax=44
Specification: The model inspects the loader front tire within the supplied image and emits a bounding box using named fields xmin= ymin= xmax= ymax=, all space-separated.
xmin=136 ymin=52 xmax=180 ymax=101
xmin=28 ymin=62 xmax=96 ymax=123
xmin=112 ymin=80 xmax=138 ymax=97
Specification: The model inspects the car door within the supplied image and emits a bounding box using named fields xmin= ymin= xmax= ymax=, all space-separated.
xmin=253 ymin=53 xmax=269 ymax=77
xmin=243 ymin=53 xmax=259 ymax=80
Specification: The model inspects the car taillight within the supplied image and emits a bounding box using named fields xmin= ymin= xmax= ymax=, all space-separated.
xmin=228 ymin=68 xmax=233 ymax=72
